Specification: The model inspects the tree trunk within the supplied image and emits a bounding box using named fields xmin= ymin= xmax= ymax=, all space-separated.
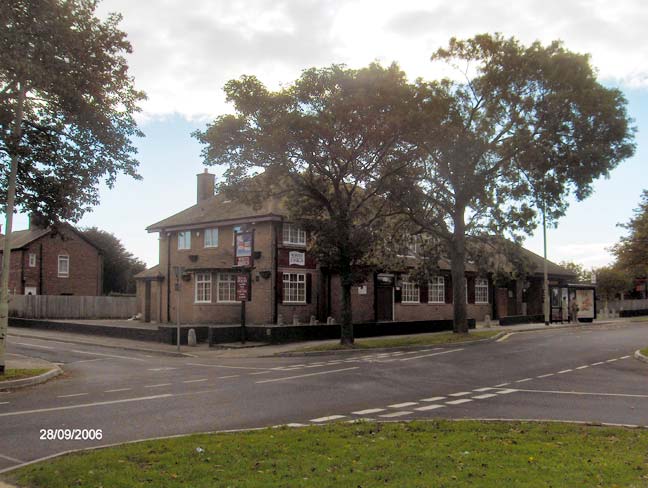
xmin=339 ymin=270 xmax=354 ymax=345
xmin=450 ymin=202 xmax=468 ymax=334
xmin=0 ymin=84 xmax=25 ymax=374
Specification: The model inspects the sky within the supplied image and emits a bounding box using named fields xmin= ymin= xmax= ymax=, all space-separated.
xmin=10 ymin=0 xmax=647 ymax=269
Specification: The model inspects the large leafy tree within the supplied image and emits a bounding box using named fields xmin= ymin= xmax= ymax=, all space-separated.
xmin=595 ymin=266 xmax=634 ymax=305
xmin=82 ymin=227 xmax=146 ymax=295
xmin=393 ymin=34 xmax=635 ymax=333
xmin=0 ymin=0 xmax=145 ymax=373
xmin=194 ymin=63 xmax=418 ymax=344
xmin=612 ymin=190 xmax=648 ymax=278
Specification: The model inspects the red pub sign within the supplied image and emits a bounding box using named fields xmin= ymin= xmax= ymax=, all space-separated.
xmin=236 ymin=274 xmax=249 ymax=301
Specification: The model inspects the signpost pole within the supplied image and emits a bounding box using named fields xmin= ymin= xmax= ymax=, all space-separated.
xmin=240 ymin=299 xmax=246 ymax=344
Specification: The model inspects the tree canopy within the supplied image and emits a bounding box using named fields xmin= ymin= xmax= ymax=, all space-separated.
xmin=194 ymin=63 xmax=419 ymax=344
xmin=82 ymin=227 xmax=146 ymax=295
xmin=390 ymin=34 xmax=635 ymax=332
xmin=612 ymin=190 xmax=648 ymax=277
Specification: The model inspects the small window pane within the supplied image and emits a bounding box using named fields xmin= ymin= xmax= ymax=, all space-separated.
xmin=475 ymin=278 xmax=489 ymax=304
xmin=217 ymin=273 xmax=237 ymax=302
xmin=58 ymin=255 xmax=69 ymax=277
xmin=178 ymin=231 xmax=191 ymax=250
xmin=401 ymin=278 xmax=419 ymax=303
xmin=428 ymin=276 xmax=445 ymax=303
xmin=283 ymin=273 xmax=306 ymax=303
xmin=195 ymin=273 xmax=212 ymax=303
xmin=283 ymin=224 xmax=306 ymax=245
xmin=204 ymin=228 xmax=218 ymax=248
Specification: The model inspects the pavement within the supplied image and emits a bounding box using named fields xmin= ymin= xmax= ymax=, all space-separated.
xmin=0 ymin=318 xmax=646 ymax=478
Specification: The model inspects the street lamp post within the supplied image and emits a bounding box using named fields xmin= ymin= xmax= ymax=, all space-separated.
xmin=543 ymin=201 xmax=550 ymax=326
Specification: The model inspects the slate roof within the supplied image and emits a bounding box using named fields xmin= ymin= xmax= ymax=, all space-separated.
xmin=134 ymin=264 xmax=163 ymax=280
xmin=0 ymin=228 xmax=51 ymax=250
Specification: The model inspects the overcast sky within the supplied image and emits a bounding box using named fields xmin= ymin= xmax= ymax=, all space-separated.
xmin=13 ymin=0 xmax=648 ymax=270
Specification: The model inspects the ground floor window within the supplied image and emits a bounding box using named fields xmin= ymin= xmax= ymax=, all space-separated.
xmin=217 ymin=273 xmax=237 ymax=302
xmin=195 ymin=273 xmax=212 ymax=303
xmin=283 ymin=273 xmax=306 ymax=303
xmin=401 ymin=278 xmax=419 ymax=303
xmin=429 ymin=276 xmax=445 ymax=303
xmin=475 ymin=278 xmax=489 ymax=303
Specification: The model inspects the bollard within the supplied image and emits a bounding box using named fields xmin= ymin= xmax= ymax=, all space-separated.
xmin=484 ymin=314 xmax=491 ymax=328
xmin=293 ymin=316 xmax=300 ymax=326
xmin=310 ymin=315 xmax=317 ymax=325
xmin=277 ymin=314 xmax=283 ymax=326
xmin=187 ymin=328 xmax=197 ymax=347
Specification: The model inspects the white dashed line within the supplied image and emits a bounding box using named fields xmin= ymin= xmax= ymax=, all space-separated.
xmin=414 ymin=404 xmax=445 ymax=411
xmin=400 ymin=348 xmax=464 ymax=362
xmin=58 ymin=393 xmax=88 ymax=398
xmin=421 ymin=397 xmax=446 ymax=402
xmin=15 ymin=342 xmax=53 ymax=349
xmin=557 ymin=369 xmax=572 ymax=374
xmin=575 ymin=365 xmax=589 ymax=370
xmin=0 ymin=402 xmax=9 ymax=405
xmin=473 ymin=387 xmax=495 ymax=392
xmin=448 ymin=392 xmax=471 ymax=397
xmin=70 ymin=350 xmax=146 ymax=362
xmin=515 ymin=378 xmax=533 ymax=383
xmin=473 ymin=394 xmax=498 ymax=399
xmin=183 ymin=378 xmax=208 ymax=383
xmin=352 ymin=408 xmax=385 ymax=415
xmin=379 ymin=411 xmax=412 ymax=418
xmin=494 ymin=383 xmax=510 ymax=387
xmin=621 ymin=355 xmax=631 ymax=359
xmin=217 ymin=375 xmax=240 ymax=379
xmin=256 ymin=367 xmax=359 ymax=384
xmin=249 ymin=371 xmax=273 ymax=375
xmin=606 ymin=359 xmax=618 ymax=363
xmin=446 ymin=399 xmax=473 ymax=405
xmin=104 ymin=388 xmax=132 ymax=393
xmin=388 ymin=402 xmax=418 ymax=408
xmin=591 ymin=362 xmax=604 ymax=366
xmin=537 ymin=373 xmax=554 ymax=378
xmin=495 ymin=389 xmax=518 ymax=394
xmin=144 ymin=383 xmax=171 ymax=388
xmin=310 ymin=415 xmax=346 ymax=423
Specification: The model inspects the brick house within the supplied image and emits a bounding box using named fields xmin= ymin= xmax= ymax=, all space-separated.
xmin=136 ymin=170 xmax=576 ymax=325
xmin=0 ymin=216 xmax=104 ymax=296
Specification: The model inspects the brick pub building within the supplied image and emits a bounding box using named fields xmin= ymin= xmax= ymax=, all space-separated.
xmin=136 ymin=171 xmax=576 ymax=326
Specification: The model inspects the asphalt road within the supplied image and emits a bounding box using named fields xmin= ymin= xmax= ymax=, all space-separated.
xmin=0 ymin=321 xmax=646 ymax=471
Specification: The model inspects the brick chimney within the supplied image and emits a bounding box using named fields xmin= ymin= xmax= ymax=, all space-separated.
xmin=197 ymin=169 xmax=215 ymax=203
xmin=29 ymin=213 xmax=47 ymax=229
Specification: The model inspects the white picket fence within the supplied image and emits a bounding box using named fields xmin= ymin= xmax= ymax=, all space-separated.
xmin=605 ymin=298 xmax=648 ymax=313
xmin=9 ymin=295 xmax=137 ymax=319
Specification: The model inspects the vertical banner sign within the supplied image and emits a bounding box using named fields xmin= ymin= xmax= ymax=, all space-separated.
xmin=235 ymin=231 xmax=253 ymax=267
xmin=236 ymin=274 xmax=249 ymax=302
xmin=575 ymin=289 xmax=595 ymax=319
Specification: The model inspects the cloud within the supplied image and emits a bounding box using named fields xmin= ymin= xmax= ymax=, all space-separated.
xmin=98 ymin=0 xmax=648 ymax=120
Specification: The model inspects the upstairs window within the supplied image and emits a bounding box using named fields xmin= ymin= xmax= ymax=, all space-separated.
xmin=429 ymin=276 xmax=445 ymax=303
xmin=58 ymin=255 xmax=69 ymax=278
xmin=283 ymin=223 xmax=306 ymax=246
xmin=204 ymin=228 xmax=219 ymax=248
xmin=28 ymin=253 xmax=36 ymax=267
xmin=178 ymin=231 xmax=191 ymax=250
xmin=475 ymin=278 xmax=489 ymax=303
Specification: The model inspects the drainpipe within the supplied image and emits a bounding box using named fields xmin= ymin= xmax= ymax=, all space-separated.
xmin=166 ymin=231 xmax=171 ymax=323
xmin=39 ymin=243 xmax=43 ymax=294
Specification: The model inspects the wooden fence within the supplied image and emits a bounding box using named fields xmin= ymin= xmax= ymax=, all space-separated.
xmin=9 ymin=295 xmax=138 ymax=319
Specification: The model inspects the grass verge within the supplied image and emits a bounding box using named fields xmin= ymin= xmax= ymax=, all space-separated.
xmin=0 ymin=368 xmax=49 ymax=382
xmin=640 ymin=347 xmax=648 ymax=356
xmin=293 ymin=330 xmax=500 ymax=352
xmin=5 ymin=421 xmax=648 ymax=488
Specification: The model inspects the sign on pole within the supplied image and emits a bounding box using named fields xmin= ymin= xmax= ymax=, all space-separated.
xmin=236 ymin=274 xmax=249 ymax=302
xmin=235 ymin=231 xmax=253 ymax=267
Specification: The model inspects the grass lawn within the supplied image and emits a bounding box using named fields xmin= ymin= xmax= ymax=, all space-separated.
xmin=641 ymin=347 xmax=648 ymax=356
xmin=0 ymin=368 xmax=49 ymax=382
xmin=6 ymin=421 xmax=648 ymax=488
xmin=292 ymin=330 xmax=500 ymax=352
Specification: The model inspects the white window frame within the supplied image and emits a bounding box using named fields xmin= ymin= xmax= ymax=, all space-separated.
xmin=217 ymin=273 xmax=237 ymax=303
xmin=428 ymin=276 xmax=445 ymax=303
xmin=282 ymin=223 xmax=306 ymax=246
xmin=401 ymin=278 xmax=420 ymax=304
xmin=283 ymin=272 xmax=306 ymax=304
xmin=195 ymin=273 xmax=212 ymax=303
xmin=58 ymin=254 xmax=69 ymax=278
xmin=475 ymin=278 xmax=489 ymax=304
xmin=178 ymin=231 xmax=191 ymax=250
xmin=204 ymin=228 xmax=219 ymax=248
xmin=28 ymin=253 xmax=36 ymax=267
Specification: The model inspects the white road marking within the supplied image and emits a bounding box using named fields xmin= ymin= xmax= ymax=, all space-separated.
xmin=496 ymin=333 xmax=512 ymax=342
xmin=537 ymin=373 xmax=554 ymax=378
xmin=414 ymin=404 xmax=445 ymax=411
xmin=310 ymin=415 xmax=346 ymax=422
xmin=446 ymin=399 xmax=472 ymax=405
xmin=514 ymin=388 xmax=648 ymax=399
xmin=473 ymin=387 xmax=495 ymax=392
xmin=591 ymin=362 xmax=604 ymax=366
xmin=352 ymin=408 xmax=385 ymax=415
xmin=0 ymin=402 xmax=9 ymax=405
xmin=421 ymin=396 xmax=446 ymax=402
xmin=449 ymin=392 xmax=471 ymax=397
xmin=70 ymin=350 xmax=146 ymax=362
xmin=515 ymin=378 xmax=533 ymax=383
xmin=256 ymin=367 xmax=359 ymax=384
xmin=144 ymin=383 xmax=171 ymax=388
xmin=400 ymin=348 xmax=464 ymax=362
xmin=473 ymin=393 xmax=498 ymax=399
xmin=0 ymin=453 xmax=24 ymax=464
xmin=495 ymin=389 xmax=518 ymax=394
xmin=388 ymin=402 xmax=418 ymax=408
xmin=621 ymin=355 xmax=631 ymax=359
xmin=606 ymin=359 xmax=618 ymax=363
xmin=249 ymin=371 xmax=273 ymax=375
xmin=0 ymin=393 xmax=174 ymax=417
xmin=557 ymin=369 xmax=572 ymax=374
xmin=186 ymin=363 xmax=275 ymax=371
xmin=183 ymin=378 xmax=208 ymax=383
xmin=379 ymin=411 xmax=412 ymax=418
xmin=494 ymin=383 xmax=510 ymax=387
xmin=575 ymin=365 xmax=589 ymax=370
xmin=281 ymin=423 xmax=308 ymax=428
xmin=218 ymin=375 xmax=240 ymax=379
xmin=15 ymin=342 xmax=53 ymax=349
xmin=105 ymin=388 xmax=132 ymax=393
xmin=58 ymin=393 xmax=88 ymax=398
xmin=148 ymin=367 xmax=178 ymax=372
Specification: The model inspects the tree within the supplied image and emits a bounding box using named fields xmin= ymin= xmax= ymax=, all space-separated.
xmin=82 ymin=227 xmax=146 ymax=295
xmin=392 ymin=34 xmax=635 ymax=333
xmin=0 ymin=0 xmax=145 ymax=373
xmin=612 ymin=190 xmax=648 ymax=278
xmin=595 ymin=266 xmax=633 ymax=305
xmin=559 ymin=261 xmax=592 ymax=283
xmin=194 ymin=63 xmax=418 ymax=344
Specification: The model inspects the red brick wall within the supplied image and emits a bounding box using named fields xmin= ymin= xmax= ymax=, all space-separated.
xmin=329 ymin=274 xmax=375 ymax=323
xmin=2 ymin=227 xmax=102 ymax=296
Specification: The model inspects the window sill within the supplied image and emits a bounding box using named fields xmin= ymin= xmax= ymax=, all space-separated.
xmin=203 ymin=245 xmax=218 ymax=249
xmin=281 ymin=302 xmax=307 ymax=306
xmin=400 ymin=302 xmax=420 ymax=305
xmin=58 ymin=275 xmax=69 ymax=279
xmin=282 ymin=243 xmax=307 ymax=248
